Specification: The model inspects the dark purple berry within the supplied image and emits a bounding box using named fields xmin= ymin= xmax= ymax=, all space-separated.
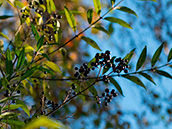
xmin=105 ymin=88 xmax=110 ymax=93
xmin=124 ymin=69 xmax=128 ymax=73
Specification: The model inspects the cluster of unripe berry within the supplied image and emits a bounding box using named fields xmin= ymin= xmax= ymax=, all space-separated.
xmin=97 ymin=88 xmax=118 ymax=106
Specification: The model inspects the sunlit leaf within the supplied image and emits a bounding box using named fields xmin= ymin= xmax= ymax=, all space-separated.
xmin=64 ymin=5 xmax=76 ymax=33
xmin=139 ymin=72 xmax=156 ymax=85
xmin=14 ymin=1 xmax=25 ymax=8
xmin=87 ymin=9 xmax=93 ymax=24
xmin=136 ymin=46 xmax=147 ymax=71
xmin=37 ymin=35 xmax=44 ymax=51
xmin=81 ymin=36 xmax=101 ymax=51
xmin=104 ymin=17 xmax=132 ymax=29
xmin=0 ymin=96 xmax=19 ymax=103
xmin=31 ymin=24 xmax=40 ymax=42
xmin=0 ymin=15 xmax=13 ymax=20
xmin=44 ymin=61 xmax=61 ymax=73
xmin=16 ymin=47 xmax=25 ymax=69
xmin=117 ymin=6 xmax=138 ymax=17
xmin=122 ymin=75 xmax=147 ymax=90
xmin=109 ymin=77 xmax=124 ymax=96
xmin=93 ymin=0 xmax=101 ymax=15
xmin=46 ymin=0 xmax=56 ymax=14
xmin=155 ymin=70 xmax=172 ymax=79
xmin=168 ymin=48 xmax=172 ymax=62
xmin=23 ymin=116 xmax=67 ymax=129
xmin=0 ymin=32 xmax=9 ymax=40
xmin=93 ymin=25 xmax=110 ymax=36
xmin=0 ymin=112 xmax=16 ymax=119
xmin=110 ymin=0 xmax=116 ymax=6
xmin=151 ymin=42 xmax=164 ymax=67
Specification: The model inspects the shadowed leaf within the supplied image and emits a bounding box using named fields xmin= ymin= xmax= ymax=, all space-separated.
xmin=104 ymin=17 xmax=132 ymax=29
xmin=151 ymin=42 xmax=164 ymax=67
xmin=136 ymin=46 xmax=147 ymax=71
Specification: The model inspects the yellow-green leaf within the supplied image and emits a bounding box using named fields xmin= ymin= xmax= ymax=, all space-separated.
xmin=23 ymin=116 xmax=66 ymax=129
xmin=44 ymin=60 xmax=61 ymax=73
xmin=64 ymin=5 xmax=76 ymax=33
xmin=0 ymin=32 xmax=9 ymax=40
xmin=93 ymin=0 xmax=101 ymax=15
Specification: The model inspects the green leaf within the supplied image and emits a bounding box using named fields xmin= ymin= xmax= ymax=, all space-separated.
xmin=58 ymin=10 xmax=83 ymax=15
xmin=21 ymin=66 xmax=37 ymax=80
xmin=64 ymin=5 xmax=76 ymax=33
xmin=44 ymin=61 xmax=61 ymax=73
xmin=81 ymin=36 xmax=101 ymax=51
xmin=87 ymin=9 xmax=93 ymax=24
xmin=0 ymin=15 xmax=13 ymax=20
xmin=110 ymin=0 xmax=116 ymax=6
xmin=122 ymin=75 xmax=147 ymax=90
xmin=109 ymin=77 xmax=124 ymax=96
xmin=108 ymin=23 xmax=114 ymax=34
xmin=15 ymin=99 xmax=30 ymax=117
xmin=37 ymin=35 xmax=44 ymax=51
xmin=93 ymin=0 xmax=101 ymax=15
xmin=104 ymin=17 xmax=132 ymax=29
xmin=168 ymin=48 xmax=172 ymax=62
xmin=16 ymin=47 xmax=25 ymax=69
xmin=0 ymin=96 xmax=19 ymax=103
xmin=151 ymin=42 xmax=164 ymax=67
xmin=1 ymin=119 xmax=24 ymax=126
xmin=123 ymin=48 xmax=135 ymax=64
xmin=88 ymin=85 xmax=98 ymax=97
xmin=155 ymin=70 xmax=172 ymax=79
xmin=23 ymin=116 xmax=66 ymax=129
xmin=31 ymin=24 xmax=40 ymax=42
xmin=0 ymin=32 xmax=9 ymax=40
xmin=93 ymin=25 xmax=110 ymax=36
xmin=136 ymin=46 xmax=147 ymax=71
xmin=6 ymin=49 xmax=13 ymax=75
xmin=41 ymin=53 xmax=50 ymax=61
xmin=138 ymin=72 xmax=156 ymax=85
xmin=117 ymin=6 xmax=138 ymax=17
xmin=4 ymin=103 xmax=30 ymax=117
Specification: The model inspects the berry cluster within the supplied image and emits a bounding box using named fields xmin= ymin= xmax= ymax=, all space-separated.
xmin=90 ymin=50 xmax=129 ymax=75
xmin=99 ymin=88 xmax=118 ymax=106
xmin=74 ymin=63 xmax=92 ymax=79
